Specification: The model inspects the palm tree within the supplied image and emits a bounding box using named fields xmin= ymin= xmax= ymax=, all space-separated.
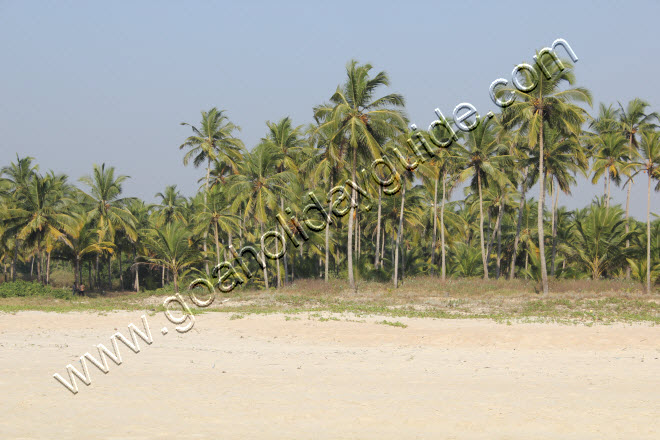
xmin=314 ymin=60 xmax=407 ymax=289
xmin=567 ymin=204 xmax=634 ymax=280
xmin=4 ymin=172 xmax=72 ymax=284
xmin=631 ymin=131 xmax=660 ymax=292
xmin=590 ymin=132 xmax=631 ymax=209
xmin=1 ymin=155 xmax=38 ymax=281
xmin=180 ymin=108 xmax=244 ymax=275
xmin=141 ymin=221 xmax=201 ymax=292
xmin=79 ymin=163 xmax=137 ymax=290
xmin=228 ymin=143 xmax=294 ymax=288
xmin=455 ymin=117 xmax=511 ymax=279
xmin=153 ymin=185 xmax=185 ymax=227
xmin=501 ymin=56 xmax=592 ymax=294
xmin=617 ymin=99 xmax=659 ymax=277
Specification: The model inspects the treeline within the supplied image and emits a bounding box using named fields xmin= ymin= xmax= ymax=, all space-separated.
xmin=0 ymin=58 xmax=659 ymax=294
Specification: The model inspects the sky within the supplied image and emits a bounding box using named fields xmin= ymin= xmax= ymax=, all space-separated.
xmin=1 ymin=0 xmax=658 ymax=220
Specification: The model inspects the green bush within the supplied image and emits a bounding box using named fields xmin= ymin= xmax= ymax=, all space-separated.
xmin=0 ymin=281 xmax=73 ymax=299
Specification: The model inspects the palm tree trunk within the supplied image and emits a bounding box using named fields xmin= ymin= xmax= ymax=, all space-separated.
xmin=625 ymin=178 xmax=632 ymax=279
xmin=46 ymin=251 xmax=51 ymax=285
xmin=347 ymin=149 xmax=357 ymax=290
xmin=477 ymin=173 xmax=489 ymax=280
xmin=646 ymin=173 xmax=652 ymax=293
xmin=380 ymin=228 xmax=385 ymax=269
xmin=161 ymin=266 xmax=165 ymax=287
xmin=374 ymin=186 xmax=382 ymax=267
xmin=496 ymin=209 xmax=503 ymax=279
xmin=509 ymin=170 xmax=527 ymax=279
xmin=440 ymin=170 xmax=447 ymax=282
xmin=119 ymin=249 xmax=123 ymax=290
xmin=486 ymin=199 xmax=503 ymax=265
xmin=538 ymin=121 xmax=549 ymax=295
xmin=551 ymin=182 xmax=559 ymax=276
xmin=107 ymin=256 xmax=112 ymax=290
xmin=203 ymin=158 xmax=211 ymax=276
xmin=394 ymin=182 xmax=406 ymax=288
xmin=75 ymin=257 xmax=80 ymax=287
xmin=12 ymin=235 xmax=18 ymax=282
xmin=431 ymin=173 xmax=439 ymax=272
xmin=213 ymin=222 xmax=221 ymax=266
xmin=259 ymin=222 xmax=269 ymax=289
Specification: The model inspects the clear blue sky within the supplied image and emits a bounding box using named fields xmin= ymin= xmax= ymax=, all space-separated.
xmin=1 ymin=0 xmax=658 ymax=219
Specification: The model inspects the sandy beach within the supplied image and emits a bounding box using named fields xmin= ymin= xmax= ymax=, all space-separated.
xmin=1 ymin=311 xmax=658 ymax=439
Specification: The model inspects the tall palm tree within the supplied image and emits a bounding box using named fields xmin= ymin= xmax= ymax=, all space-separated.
xmin=4 ymin=172 xmax=72 ymax=284
xmin=79 ymin=163 xmax=137 ymax=290
xmin=1 ymin=155 xmax=38 ymax=281
xmin=153 ymin=185 xmax=186 ymax=227
xmin=180 ymin=108 xmax=244 ymax=275
xmin=590 ymin=132 xmax=631 ymax=209
xmin=228 ymin=143 xmax=294 ymax=288
xmin=501 ymin=57 xmax=592 ymax=294
xmin=314 ymin=60 xmax=407 ymax=289
xmin=455 ymin=117 xmax=511 ymax=279
xmin=631 ymin=131 xmax=660 ymax=292
xmin=617 ymin=99 xmax=659 ymax=276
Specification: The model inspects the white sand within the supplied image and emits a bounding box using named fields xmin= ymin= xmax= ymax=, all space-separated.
xmin=1 ymin=310 xmax=658 ymax=439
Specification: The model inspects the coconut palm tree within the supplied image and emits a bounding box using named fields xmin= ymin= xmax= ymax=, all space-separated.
xmin=455 ymin=117 xmax=511 ymax=279
xmin=630 ymin=131 xmax=660 ymax=292
xmin=590 ymin=132 xmax=631 ymax=209
xmin=79 ymin=163 xmax=137 ymax=290
xmin=501 ymin=56 xmax=592 ymax=294
xmin=141 ymin=221 xmax=201 ymax=292
xmin=228 ymin=142 xmax=294 ymax=288
xmin=153 ymin=185 xmax=186 ymax=227
xmin=180 ymin=108 xmax=244 ymax=275
xmin=4 ymin=172 xmax=72 ymax=284
xmin=314 ymin=60 xmax=407 ymax=289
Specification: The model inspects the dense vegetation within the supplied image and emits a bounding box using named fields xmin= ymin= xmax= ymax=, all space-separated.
xmin=1 ymin=57 xmax=658 ymax=295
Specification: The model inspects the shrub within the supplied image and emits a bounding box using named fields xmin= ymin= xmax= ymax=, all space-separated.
xmin=0 ymin=281 xmax=73 ymax=299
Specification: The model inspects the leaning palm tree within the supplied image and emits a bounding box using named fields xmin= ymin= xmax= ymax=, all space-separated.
xmin=630 ymin=131 xmax=660 ymax=292
xmin=79 ymin=163 xmax=137 ymax=289
xmin=455 ymin=117 xmax=511 ymax=279
xmin=314 ymin=60 xmax=407 ymax=289
xmin=501 ymin=56 xmax=592 ymax=294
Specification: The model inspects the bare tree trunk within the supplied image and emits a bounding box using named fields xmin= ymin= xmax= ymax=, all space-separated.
xmin=551 ymin=182 xmax=559 ymax=276
xmin=380 ymin=228 xmax=385 ymax=269
xmin=477 ymin=173 xmax=489 ymax=279
xmin=374 ymin=186 xmax=382 ymax=267
xmin=325 ymin=182 xmax=332 ymax=282
xmin=213 ymin=222 xmax=221 ymax=266
xmin=538 ymin=120 xmax=549 ymax=295
xmin=647 ymin=174 xmax=652 ymax=294
xmin=431 ymin=173 xmax=438 ymax=272
xmin=509 ymin=170 xmax=527 ymax=279
xmin=46 ymin=251 xmax=51 ymax=285
xmin=496 ymin=209 xmax=503 ymax=279
xmin=347 ymin=148 xmax=357 ymax=290
xmin=12 ymin=235 xmax=18 ymax=282
xmin=625 ymin=178 xmax=632 ymax=279
xmin=107 ymin=255 xmax=112 ymax=290
xmin=440 ymin=170 xmax=447 ymax=282
xmin=260 ymin=222 xmax=269 ymax=289
xmin=119 ymin=249 xmax=123 ymax=290
xmin=394 ymin=183 xmax=406 ymax=288
xmin=161 ymin=266 xmax=165 ymax=287
xmin=203 ymin=158 xmax=211 ymax=276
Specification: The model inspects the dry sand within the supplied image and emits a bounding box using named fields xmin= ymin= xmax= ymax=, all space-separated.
xmin=0 ymin=310 xmax=658 ymax=439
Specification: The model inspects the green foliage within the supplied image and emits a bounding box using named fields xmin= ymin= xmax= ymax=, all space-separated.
xmin=0 ymin=280 xmax=73 ymax=299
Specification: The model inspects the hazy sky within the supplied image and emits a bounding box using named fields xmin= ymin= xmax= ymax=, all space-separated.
xmin=1 ymin=0 xmax=658 ymax=219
